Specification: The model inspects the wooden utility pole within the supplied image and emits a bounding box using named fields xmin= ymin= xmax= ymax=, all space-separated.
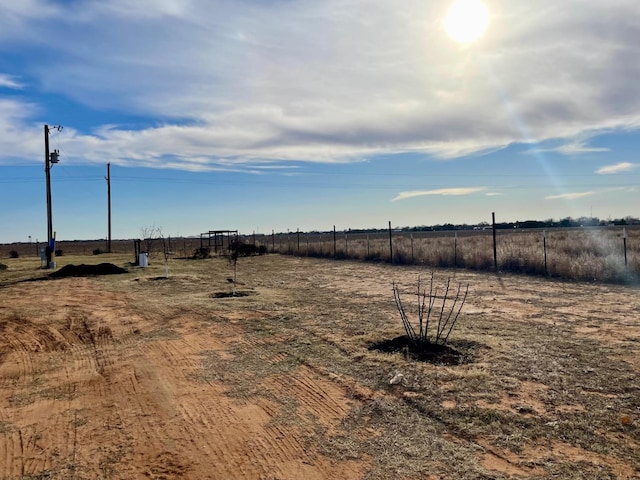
xmin=106 ymin=163 xmax=112 ymax=253
xmin=44 ymin=124 xmax=61 ymax=268
xmin=44 ymin=125 xmax=53 ymax=266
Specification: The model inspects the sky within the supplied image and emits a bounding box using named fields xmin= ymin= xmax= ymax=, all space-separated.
xmin=0 ymin=0 xmax=639 ymax=242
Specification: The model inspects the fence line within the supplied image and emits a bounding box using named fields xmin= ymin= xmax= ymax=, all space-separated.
xmin=243 ymin=225 xmax=638 ymax=283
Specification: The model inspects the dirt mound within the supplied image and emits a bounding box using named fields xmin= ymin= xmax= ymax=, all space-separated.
xmin=50 ymin=263 xmax=128 ymax=278
xmin=211 ymin=291 xmax=254 ymax=298
xmin=368 ymin=335 xmax=476 ymax=365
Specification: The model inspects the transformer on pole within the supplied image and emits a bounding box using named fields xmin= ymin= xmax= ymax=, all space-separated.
xmin=44 ymin=124 xmax=62 ymax=269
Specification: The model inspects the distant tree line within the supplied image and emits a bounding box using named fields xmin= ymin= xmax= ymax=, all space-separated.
xmin=403 ymin=216 xmax=640 ymax=232
xmin=304 ymin=216 xmax=640 ymax=235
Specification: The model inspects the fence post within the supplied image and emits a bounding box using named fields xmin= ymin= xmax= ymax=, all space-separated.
xmin=623 ymin=227 xmax=628 ymax=267
xmin=345 ymin=231 xmax=348 ymax=256
xmin=410 ymin=233 xmax=414 ymax=263
xmin=454 ymin=232 xmax=457 ymax=268
xmin=543 ymin=230 xmax=548 ymax=275
xmin=367 ymin=235 xmax=370 ymax=258
xmin=492 ymin=212 xmax=498 ymax=271
xmin=297 ymin=228 xmax=300 ymax=254
xmin=272 ymin=230 xmax=275 ymax=252
xmin=306 ymin=233 xmax=309 ymax=256
xmin=388 ymin=221 xmax=393 ymax=263
xmin=333 ymin=225 xmax=337 ymax=258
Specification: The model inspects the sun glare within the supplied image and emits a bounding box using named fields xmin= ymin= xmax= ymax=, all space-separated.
xmin=445 ymin=0 xmax=490 ymax=44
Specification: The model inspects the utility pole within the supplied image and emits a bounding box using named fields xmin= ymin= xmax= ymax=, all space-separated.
xmin=106 ymin=163 xmax=112 ymax=253
xmin=44 ymin=124 xmax=62 ymax=268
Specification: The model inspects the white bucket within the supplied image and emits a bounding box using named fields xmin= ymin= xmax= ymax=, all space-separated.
xmin=138 ymin=253 xmax=149 ymax=268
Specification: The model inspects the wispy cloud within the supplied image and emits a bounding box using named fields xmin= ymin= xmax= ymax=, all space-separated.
xmin=596 ymin=162 xmax=637 ymax=174
xmin=393 ymin=187 xmax=486 ymax=202
xmin=529 ymin=139 xmax=610 ymax=155
xmin=546 ymin=191 xmax=596 ymax=200
xmin=0 ymin=74 xmax=24 ymax=89
xmin=1 ymin=1 xmax=640 ymax=170
xmin=555 ymin=142 xmax=610 ymax=155
xmin=485 ymin=192 xmax=504 ymax=197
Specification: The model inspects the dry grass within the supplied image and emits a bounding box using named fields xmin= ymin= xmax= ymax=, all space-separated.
xmin=267 ymin=227 xmax=640 ymax=283
xmin=2 ymin=253 xmax=639 ymax=479
xmin=87 ymin=255 xmax=640 ymax=477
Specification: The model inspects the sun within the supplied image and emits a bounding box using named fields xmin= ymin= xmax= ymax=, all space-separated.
xmin=445 ymin=0 xmax=490 ymax=44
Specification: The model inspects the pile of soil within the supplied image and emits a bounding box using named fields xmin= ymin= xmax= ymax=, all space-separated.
xmin=211 ymin=291 xmax=253 ymax=298
xmin=50 ymin=263 xmax=128 ymax=278
xmin=368 ymin=335 xmax=472 ymax=365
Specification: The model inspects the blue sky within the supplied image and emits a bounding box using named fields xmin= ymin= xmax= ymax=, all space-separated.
xmin=0 ymin=0 xmax=639 ymax=242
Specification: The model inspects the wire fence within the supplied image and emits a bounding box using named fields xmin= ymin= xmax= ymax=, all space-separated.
xmin=247 ymin=225 xmax=639 ymax=283
xmin=2 ymin=224 xmax=638 ymax=284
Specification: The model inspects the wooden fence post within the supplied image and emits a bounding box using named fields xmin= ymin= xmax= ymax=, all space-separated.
xmin=333 ymin=225 xmax=337 ymax=258
xmin=454 ymin=232 xmax=457 ymax=268
xmin=492 ymin=212 xmax=498 ymax=271
xmin=389 ymin=221 xmax=393 ymax=263
xmin=410 ymin=233 xmax=414 ymax=263
xmin=543 ymin=230 xmax=548 ymax=275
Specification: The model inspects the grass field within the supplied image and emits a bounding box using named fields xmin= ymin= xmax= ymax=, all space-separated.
xmin=0 ymin=252 xmax=638 ymax=479
xmin=268 ymin=226 xmax=640 ymax=283
xmin=2 ymin=226 xmax=638 ymax=284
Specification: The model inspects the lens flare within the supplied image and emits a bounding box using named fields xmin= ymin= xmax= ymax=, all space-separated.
xmin=445 ymin=0 xmax=490 ymax=44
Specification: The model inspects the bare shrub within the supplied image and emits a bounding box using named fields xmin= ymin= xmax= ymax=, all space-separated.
xmin=393 ymin=274 xmax=469 ymax=347
xmin=9 ymin=250 xmax=19 ymax=258
xmin=140 ymin=225 xmax=160 ymax=255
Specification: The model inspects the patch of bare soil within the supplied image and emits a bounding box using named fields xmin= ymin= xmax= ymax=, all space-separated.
xmin=1 ymin=255 xmax=639 ymax=479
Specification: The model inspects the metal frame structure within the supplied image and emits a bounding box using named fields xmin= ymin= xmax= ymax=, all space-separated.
xmin=199 ymin=230 xmax=238 ymax=254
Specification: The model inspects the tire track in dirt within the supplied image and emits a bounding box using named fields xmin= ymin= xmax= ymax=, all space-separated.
xmin=127 ymin=331 xmax=365 ymax=479
xmin=205 ymin=328 xmax=367 ymax=478
xmin=267 ymin=368 xmax=351 ymax=430
xmin=0 ymin=274 xmax=369 ymax=479
xmin=0 ymin=378 xmax=85 ymax=478
xmin=0 ymin=429 xmax=21 ymax=479
xmin=0 ymin=280 xmax=137 ymax=479
xmin=140 ymin=335 xmax=297 ymax=478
